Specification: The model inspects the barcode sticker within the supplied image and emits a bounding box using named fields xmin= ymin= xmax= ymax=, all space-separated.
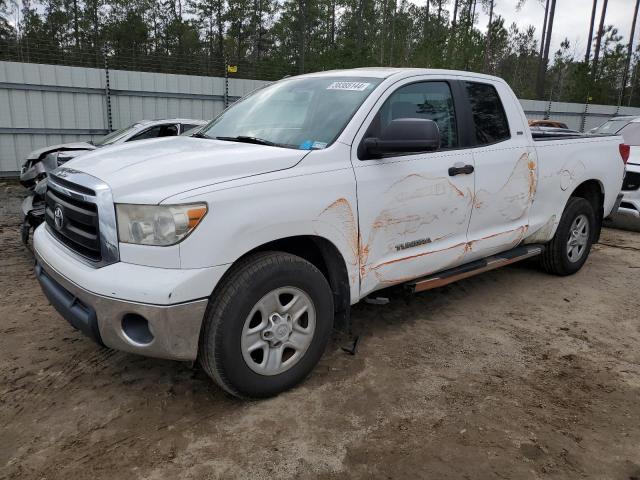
xmin=326 ymin=82 xmax=371 ymax=91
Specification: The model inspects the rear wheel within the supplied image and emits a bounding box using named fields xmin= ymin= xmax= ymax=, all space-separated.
xmin=540 ymin=197 xmax=595 ymax=276
xmin=198 ymin=252 xmax=334 ymax=398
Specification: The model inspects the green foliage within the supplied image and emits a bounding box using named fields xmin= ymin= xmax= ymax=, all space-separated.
xmin=0 ymin=0 xmax=638 ymax=105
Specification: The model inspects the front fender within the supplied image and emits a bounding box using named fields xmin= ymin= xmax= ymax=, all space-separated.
xmin=174 ymin=145 xmax=361 ymax=302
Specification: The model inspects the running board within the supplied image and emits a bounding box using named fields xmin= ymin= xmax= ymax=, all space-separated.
xmin=406 ymin=244 xmax=544 ymax=293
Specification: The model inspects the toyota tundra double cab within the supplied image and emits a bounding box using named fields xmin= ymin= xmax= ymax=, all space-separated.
xmin=33 ymin=68 xmax=626 ymax=398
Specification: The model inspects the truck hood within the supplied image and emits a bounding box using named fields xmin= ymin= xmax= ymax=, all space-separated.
xmin=27 ymin=142 xmax=95 ymax=161
xmin=63 ymin=137 xmax=308 ymax=203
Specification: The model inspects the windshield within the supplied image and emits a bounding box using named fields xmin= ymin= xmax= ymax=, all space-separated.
xmin=94 ymin=123 xmax=141 ymax=146
xmin=590 ymin=119 xmax=631 ymax=135
xmin=198 ymin=76 xmax=383 ymax=149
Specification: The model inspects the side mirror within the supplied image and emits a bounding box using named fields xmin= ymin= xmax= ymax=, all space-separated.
xmin=363 ymin=118 xmax=440 ymax=159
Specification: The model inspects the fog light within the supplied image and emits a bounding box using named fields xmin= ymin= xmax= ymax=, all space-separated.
xmin=121 ymin=313 xmax=154 ymax=345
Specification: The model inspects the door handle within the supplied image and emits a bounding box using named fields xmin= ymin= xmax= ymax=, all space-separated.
xmin=448 ymin=163 xmax=474 ymax=176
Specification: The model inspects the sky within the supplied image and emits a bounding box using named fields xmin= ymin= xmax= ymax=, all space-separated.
xmin=412 ymin=0 xmax=637 ymax=59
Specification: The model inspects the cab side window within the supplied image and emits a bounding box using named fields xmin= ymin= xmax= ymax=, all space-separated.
xmin=464 ymin=82 xmax=510 ymax=145
xmin=366 ymin=81 xmax=458 ymax=150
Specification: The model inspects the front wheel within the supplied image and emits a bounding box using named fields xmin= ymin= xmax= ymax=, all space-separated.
xmin=540 ymin=197 xmax=596 ymax=276
xmin=198 ymin=252 xmax=334 ymax=398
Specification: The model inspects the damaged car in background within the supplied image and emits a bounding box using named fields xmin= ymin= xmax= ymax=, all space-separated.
xmin=20 ymin=118 xmax=207 ymax=243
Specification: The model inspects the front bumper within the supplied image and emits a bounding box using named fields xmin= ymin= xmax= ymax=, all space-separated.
xmin=33 ymin=226 xmax=229 ymax=361
xmin=34 ymin=251 xmax=209 ymax=360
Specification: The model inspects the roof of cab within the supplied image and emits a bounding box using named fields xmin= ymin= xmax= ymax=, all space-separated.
xmin=296 ymin=67 xmax=505 ymax=83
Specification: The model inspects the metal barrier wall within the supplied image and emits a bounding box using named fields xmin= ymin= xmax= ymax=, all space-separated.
xmin=2 ymin=59 xmax=640 ymax=176
xmin=0 ymin=61 xmax=268 ymax=175
xmin=521 ymin=99 xmax=640 ymax=132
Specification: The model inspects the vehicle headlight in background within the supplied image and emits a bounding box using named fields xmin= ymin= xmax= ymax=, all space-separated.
xmin=116 ymin=203 xmax=208 ymax=246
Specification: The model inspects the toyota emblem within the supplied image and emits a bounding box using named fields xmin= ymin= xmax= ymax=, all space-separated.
xmin=54 ymin=205 xmax=65 ymax=230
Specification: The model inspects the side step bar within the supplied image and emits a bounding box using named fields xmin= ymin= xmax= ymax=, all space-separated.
xmin=406 ymin=244 xmax=544 ymax=293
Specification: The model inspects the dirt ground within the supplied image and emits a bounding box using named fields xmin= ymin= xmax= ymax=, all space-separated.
xmin=1 ymin=181 xmax=640 ymax=480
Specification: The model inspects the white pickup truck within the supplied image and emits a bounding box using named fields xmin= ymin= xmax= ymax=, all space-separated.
xmin=33 ymin=68 xmax=626 ymax=398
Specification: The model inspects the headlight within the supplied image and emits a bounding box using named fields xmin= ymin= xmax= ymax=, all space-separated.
xmin=116 ymin=203 xmax=208 ymax=246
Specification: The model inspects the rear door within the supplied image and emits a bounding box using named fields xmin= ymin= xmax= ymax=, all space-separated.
xmin=351 ymin=77 xmax=476 ymax=296
xmin=463 ymin=80 xmax=537 ymax=261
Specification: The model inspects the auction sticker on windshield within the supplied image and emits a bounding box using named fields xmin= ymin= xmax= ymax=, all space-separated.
xmin=326 ymin=82 xmax=371 ymax=91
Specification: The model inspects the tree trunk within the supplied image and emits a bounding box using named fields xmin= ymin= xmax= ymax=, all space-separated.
xmin=252 ymin=0 xmax=263 ymax=62
xmin=380 ymin=0 xmax=387 ymax=64
xmin=73 ymin=0 xmax=79 ymax=46
xmin=592 ymin=0 xmax=609 ymax=79
xmin=356 ymin=0 xmax=365 ymax=59
xmin=621 ymin=0 xmax=640 ymax=104
xmin=539 ymin=0 xmax=549 ymax=66
xmin=390 ymin=1 xmax=396 ymax=65
xmin=452 ymin=0 xmax=459 ymax=27
xmin=330 ymin=0 xmax=336 ymax=46
xmin=297 ymin=0 xmax=306 ymax=73
xmin=629 ymin=59 xmax=639 ymax=106
xmin=216 ymin=1 xmax=224 ymax=61
xmin=483 ymin=0 xmax=494 ymax=72
xmin=536 ymin=0 xmax=556 ymax=98
xmin=585 ymin=0 xmax=598 ymax=62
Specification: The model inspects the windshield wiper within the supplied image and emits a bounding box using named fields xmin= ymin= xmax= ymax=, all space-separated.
xmin=215 ymin=135 xmax=280 ymax=147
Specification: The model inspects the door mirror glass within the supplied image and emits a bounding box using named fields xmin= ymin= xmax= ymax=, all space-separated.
xmin=363 ymin=118 xmax=440 ymax=158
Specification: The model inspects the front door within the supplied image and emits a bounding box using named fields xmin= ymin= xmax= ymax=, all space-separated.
xmin=352 ymin=78 xmax=475 ymax=297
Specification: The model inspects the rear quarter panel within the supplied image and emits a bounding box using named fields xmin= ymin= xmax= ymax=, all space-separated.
xmin=525 ymin=136 xmax=624 ymax=244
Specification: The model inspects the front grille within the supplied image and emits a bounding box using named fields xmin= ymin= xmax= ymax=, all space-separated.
xmin=45 ymin=185 xmax=101 ymax=261
xmin=622 ymin=171 xmax=640 ymax=191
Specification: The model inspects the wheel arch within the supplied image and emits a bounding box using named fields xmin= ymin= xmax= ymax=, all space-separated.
xmin=569 ymin=179 xmax=604 ymax=242
xmin=211 ymin=235 xmax=352 ymax=330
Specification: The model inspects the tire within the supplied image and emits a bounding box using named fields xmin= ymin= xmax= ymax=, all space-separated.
xmin=198 ymin=251 xmax=334 ymax=398
xmin=540 ymin=197 xmax=596 ymax=276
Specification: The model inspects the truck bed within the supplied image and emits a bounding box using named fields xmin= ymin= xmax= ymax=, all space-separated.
xmin=530 ymin=130 xmax=588 ymax=141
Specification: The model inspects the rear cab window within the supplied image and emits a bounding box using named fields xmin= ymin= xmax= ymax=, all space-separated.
xmin=181 ymin=123 xmax=201 ymax=133
xmin=464 ymin=81 xmax=510 ymax=146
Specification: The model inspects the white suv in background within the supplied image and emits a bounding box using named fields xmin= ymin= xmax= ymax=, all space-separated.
xmin=592 ymin=117 xmax=640 ymax=222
